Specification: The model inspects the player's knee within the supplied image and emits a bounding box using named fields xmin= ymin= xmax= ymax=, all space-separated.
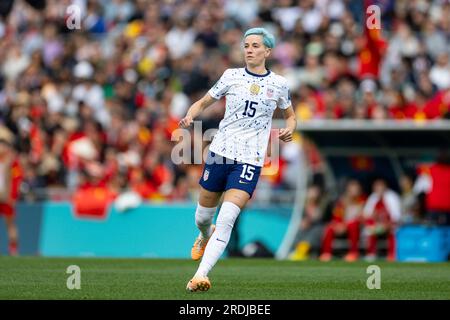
xmin=195 ymin=203 xmax=217 ymax=227
xmin=216 ymin=201 xmax=240 ymax=229
xmin=195 ymin=215 xmax=212 ymax=228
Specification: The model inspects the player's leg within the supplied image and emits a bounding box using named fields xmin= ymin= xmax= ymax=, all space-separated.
xmin=319 ymin=222 xmax=336 ymax=261
xmin=187 ymin=162 xmax=260 ymax=292
xmin=386 ymin=225 xmax=396 ymax=261
xmin=343 ymin=220 xmax=360 ymax=262
xmin=194 ymin=189 xmax=249 ymax=276
xmin=196 ymin=186 xmax=222 ymax=238
xmin=191 ymin=186 xmax=222 ymax=261
xmin=193 ymin=161 xmax=257 ymax=277
xmin=4 ymin=214 xmax=18 ymax=256
xmin=187 ymin=189 xmax=249 ymax=292
xmin=191 ymin=151 xmax=227 ymax=261
xmin=364 ymin=220 xmax=378 ymax=262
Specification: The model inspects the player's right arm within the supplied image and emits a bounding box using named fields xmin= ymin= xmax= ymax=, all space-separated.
xmin=179 ymin=93 xmax=217 ymax=128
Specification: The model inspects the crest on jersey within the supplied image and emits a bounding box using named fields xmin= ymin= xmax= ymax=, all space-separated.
xmin=203 ymin=169 xmax=209 ymax=181
xmin=267 ymin=88 xmax=274 ymax=98
xmin=250 ymin=83 xmax=260 ymax=95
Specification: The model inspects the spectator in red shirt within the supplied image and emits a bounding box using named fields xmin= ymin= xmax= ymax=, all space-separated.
xmin=363 ymin=178 xmax=402 ymax=261
xmin=0 ymin=128 xmax=23 ymax=256
xmin=320 ymin=179 xmax=366 ymax=262
xmin=414 ymin=150 xmax=450 ymax=225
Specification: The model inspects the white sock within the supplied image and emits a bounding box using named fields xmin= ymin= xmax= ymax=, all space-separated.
xmin=195 ymin=203 xmax=217 ymax=239
xmin=195 ymin=201 xmax=241 ymax=277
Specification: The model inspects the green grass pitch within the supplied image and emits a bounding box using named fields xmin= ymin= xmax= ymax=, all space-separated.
xmin=0 ymin=257 xmax=449 ymax=300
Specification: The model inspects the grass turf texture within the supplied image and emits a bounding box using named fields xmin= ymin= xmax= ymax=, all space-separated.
xmin=0 ymin=257 xmax=449 ymax=300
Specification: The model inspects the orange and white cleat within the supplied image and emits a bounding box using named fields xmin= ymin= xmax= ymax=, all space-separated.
xmin=191 ymin=225 xmax=215 ymax=261
xmin=186 ymin=276 xmax=211 ymax=292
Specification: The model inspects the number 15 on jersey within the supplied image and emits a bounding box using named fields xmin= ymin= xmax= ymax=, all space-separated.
xmin=243 ymin=100 xmax=258 ymax=118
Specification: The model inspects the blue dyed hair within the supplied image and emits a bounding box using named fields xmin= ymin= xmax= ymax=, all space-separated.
xmin=244 ymin=27 xmax=275 ymax=48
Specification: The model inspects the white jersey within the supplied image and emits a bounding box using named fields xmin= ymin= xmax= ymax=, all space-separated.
xmin=208 ymin=68 xmax=292 ymax=167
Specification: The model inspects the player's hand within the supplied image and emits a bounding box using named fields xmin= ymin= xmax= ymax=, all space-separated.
xmin=278 ymin=128 xmax=293 ymax=142
xmin=179 ymin=115 xmax=193 ymax=128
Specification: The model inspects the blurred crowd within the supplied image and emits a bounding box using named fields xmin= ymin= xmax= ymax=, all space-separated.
xmin=0 ymin=0 xmax=450 ymax=202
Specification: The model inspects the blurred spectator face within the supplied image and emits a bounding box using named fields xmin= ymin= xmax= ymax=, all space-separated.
xmin=299 ymin=0 xmax=315 ymax=10
xmin=84 ymin=121 xmax=100 ymax=142
xmin=305 ymin=53 xmax=319 ymax=68
xmin=136 ymin=109 xmax=149 ymax=126
xmin=338 ymin=79 xmax=356 ymax=97
xmin=43 ymin=22 xmax=58 ymax=40
xmin=373 ymin=179 xmax=387 ymax=195
xmin=414 ymin=92 xmax=427 ymax=107
xmin=339 ymin=95 xmax=354 ymax=115
xmin=175 ymin=15 xmax=191 ymax=30
xmin=353 ymin=104 xmax=367 ymax=119
xmin=371 ymin=104 xmax=387 ymax=120
xmin=436 ymin=52 xmax=449 ymax=67
xmin=143 ymin=151 xmax=159 ymax=172
xmin=418 ymin=72 xmax=435 ymax=96
xmin=278 ymin=0 xmax=293 ymax=7
xmin=105 ymin=147 xmax=118 ymax=162
xmin=51 ymin=129 xmax=67 ymax=154
xmin=244 ymin=35 xmax=271 ymax=68
xmin=399 ymin=175 xmax=413 ymax=193
xmin=323 ymin=88 xmax=337 ymax=106
xmin=324 ymin=33 xmax=340 ymax=52
xmin=306 ymin=185 xmax=321 ymax=203
xmin=363 ymin=91 xmax=376 ymax=105
xmin=385 ymin=89 xmax=403 ymax=107
xmin=323 ymin=51 xmax=339 ymax=76
xmin=79 ymin=102 xmax=94 ymax=120
xmin=346 ymin=180 xmax=362 ymax=199
xmin=130 ymin=167 xmax=144 ymax=184
xmin=391 ymin=67 xmax=406 ymax=85
xmin=0 ymin=141 xmax=11 ymax=157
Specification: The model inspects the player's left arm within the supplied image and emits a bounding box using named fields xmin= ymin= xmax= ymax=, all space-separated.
xmin=278 ymin=105 xmax=296 ymax=142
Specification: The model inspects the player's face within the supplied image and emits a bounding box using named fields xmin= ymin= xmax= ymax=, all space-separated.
xmin=244 ymin=35 xmax=271 ymax=68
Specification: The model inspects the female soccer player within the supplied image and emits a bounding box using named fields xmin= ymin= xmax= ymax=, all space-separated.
xmin=179 ymin=27 xmax=296 ymax=292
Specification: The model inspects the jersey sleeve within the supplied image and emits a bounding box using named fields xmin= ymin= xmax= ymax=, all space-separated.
xmin=277 ymin=80 xmax=292 ymax=110
xmin=208 ymin=69 xmax=232 ymax=100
